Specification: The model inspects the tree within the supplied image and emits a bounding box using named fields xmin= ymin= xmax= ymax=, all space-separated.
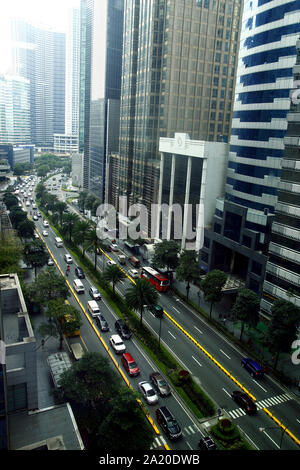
xmin=125 ymin=278 xmax=158 ymax=325
xmin=230 ymin=288 xmax=260 ymax=341
xmin=103 ymin=264 xmax=126 ymax=295
xmin=176 ymin=250 xmax=201 ymax=300
xmin=78 ymin=191 xmax=89 ymax=213
xmin=27 ymin=266 xmax=69 ymax=305
xmin=61 ymin=212 xmax=80 ymax=243
xmin=84 ymin=228 xmax=107 ymax=270
xmin=3 ymin=192 xmax=19 ymax=209
xmin=17 ymin=218 xmax=35 ymax=240
xmin=152 ymin=240 xmax=180 ymax=274
xmin=97 ymin=388 xmax=154 ymax=452
xmin=9 ymin=207 xmax=27 ymax=228
xmin=37 ymin=164 xmax=49 ymax=177
xmin=38 ymin=298 xmax=82 ymax=350
xmin=54 ymin=201 xmax=68 ymax=226
xmin=73 ymin=220 xmax=92 ymax=256
xmin=263 ymin=299 xmax=300 ymax=369
xmin=23 ymin=239 xmax=49 ymax=277
xmin=200 ymin=269 xmax=227 ymax=318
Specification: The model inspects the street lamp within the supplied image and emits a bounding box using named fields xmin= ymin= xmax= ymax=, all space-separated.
xmin=259 ymin=425 xmax=287 ymax=449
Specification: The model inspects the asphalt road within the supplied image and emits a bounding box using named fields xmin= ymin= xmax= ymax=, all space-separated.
xmin=19 ymin=173 xmax=300 ymax=451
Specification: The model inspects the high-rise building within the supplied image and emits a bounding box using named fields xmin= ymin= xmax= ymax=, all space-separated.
xmin=118 ymin=0 xmax=242 ymax=213
xmin=65 ymin=8 xmax=80 ymax=138
xmin=0 ymin=75 xmax=30 ymax=145
xmin=200 ymin=0 xmax=300 ymax=297
xmin=12 ymin=19 xmax=66 ymax=147
xmin=80 ymin=0 xmax=123 ymax=201
xmin=261 ymin=37 xmax=300 ymax=317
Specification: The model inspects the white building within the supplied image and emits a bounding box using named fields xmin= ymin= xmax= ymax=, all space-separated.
xmin=157 ymin=133 xmax=228 ymax=250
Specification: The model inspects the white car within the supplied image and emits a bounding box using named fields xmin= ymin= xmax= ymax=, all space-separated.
xmin=26 ymin=201 xmax=30 ymax=207
xmin=64 ymin=254 xmax=73 ymax=264
xmin=43 ymin=220 xmax=49 ymax=227
xmin=42 ymin=230 xmax=48 ymax=237
xmin=128 ymin=268 xmax=139 ymax=279
xmin=47 ymin=258 xmax=54 ymax=266
xmin=33 ymin=215 xmax=38 ymax=221
xmin=138 ymin=381 xmax=159 ymax=405
xmin=34 ymin=232 xmax=39 ymax=239
xmin=109 ymin=334 xmax=126 ymax=354
xmin=111 ymin=243 xmax=118 ymax=251
xmin=107 ymin=259 xmax=117 ymax=266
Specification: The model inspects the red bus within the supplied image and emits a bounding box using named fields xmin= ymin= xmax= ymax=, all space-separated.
xmin=141 ymin=267 xmax=170 ymax=292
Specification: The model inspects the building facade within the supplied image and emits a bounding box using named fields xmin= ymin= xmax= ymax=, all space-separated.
xmin=261 ymin=36 xmax=300 ymax=317
xmin=12 ymin=19 xmax=66 ymax=147
xmin=200 ymin=0 xmax=300 ymax=297
xmin=81 ymin=0 xmax=124 ymax=202
xmin=0 ymin=75 xmax=30 ymax=145
xmin=65 ymin=8 xmax=80 ymax=138
xmin=118 ymin=0 xmax=242 ymax=214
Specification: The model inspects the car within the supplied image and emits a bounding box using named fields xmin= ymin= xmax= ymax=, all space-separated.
xmin=128 ymin=268 xmax=139 ymax=279
xmin=26 ymin=201 xmax=30 ymax=207
xmin=241 ymin=358 xmax=264 ymax=378
xmin=34 ymin=232 xmax=39 ymax=239
xmin=95 ymin=314 xmax=109 ymax=332
xmin=42 ymin=230 xmax=48 ymax=236
xmin=115 ymin=319 xmax=132 ymax=340
xmin=156 ymin=406 xmax=182 ymax=440
xmin=47 ymin=258 xmax=54 ymax=266
xmin=149 ymin=372 xmax=171 ymax=397
xmin=198 ymin=436 xmax=217 ymax=451
xmin=75 ymin=266 xmax=85 ymax=279
xmin=89 ymin=286 xmax=101 ymax=300
xmin=64 ymin=254 xmax=73 ymax=264
xmin=43 ymin=220 xmax=49 ymax=227
xmin=109 ymin=334 xmax=126 ymax=354
xmin=231 ymin=391 xmax=257 ymax=415
xmin=107 ymin=259 xmax=116 ymax=266
xmin=121 ymin=352 xmax=140 ymax=377
xmin=37 ymin=212 xmax=41 ymax=217
xmin=111 ymin=243 xmax=118 ymax=251
xmin=138 ymin=381 xmax=159 ymax=405
xmin=33 ymin=215 xmax=38 ymax=221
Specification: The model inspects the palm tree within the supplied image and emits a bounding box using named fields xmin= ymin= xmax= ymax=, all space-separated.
xmin=103 ymin=264 xmax=126 ymax=295
xmin=61 ymin=212 xmax=80 ymax=243
xmin=84 ymin=228 xmax=107 ymax=270
xmin=73 ymin=220 xmax=92 ymax=256
xmin=125 ymin=278 xmax=158 ymax=326
xmin=54 ymin=201 xmax=68 ymax=226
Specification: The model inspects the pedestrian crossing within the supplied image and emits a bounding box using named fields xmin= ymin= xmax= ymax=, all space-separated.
xmin=228 ymin=393 xmax=292 ymax=419
xmin=150 ymin=423 xmax=200 ymax=449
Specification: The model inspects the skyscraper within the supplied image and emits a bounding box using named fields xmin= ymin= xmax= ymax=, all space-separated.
xmin=200 ymin=0 xmax=300 ymax=297
xmin=65 ymin=8 xmax=80 ymax=138
xmin=12 ymin=19 xmax=66 ymax=147
xmin=118 ymin=0 xmax=242 ymax=212
xmin=0 ymin=75 xmax=30 ymax=145
xmin=80 ymin=0 xmax=124 ymax=201
xmin=261 ymin=37 xmax=300 ymax=317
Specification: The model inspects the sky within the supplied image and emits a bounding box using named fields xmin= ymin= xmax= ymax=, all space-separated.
xmin=0 ymin=0 xmax=80 ymax=74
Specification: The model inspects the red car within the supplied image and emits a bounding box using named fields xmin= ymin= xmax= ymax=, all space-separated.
xmin=121 ymin=353 xmax=140 ymax=377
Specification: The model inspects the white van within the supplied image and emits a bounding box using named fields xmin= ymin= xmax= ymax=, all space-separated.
xmin=73 ymin=279 xmax=85 ymax=294
xmin=87 ymin=300 xmax=100 ymax=317
xmin=70 ymin=343 xmax=84 ymax=361
xmin=55 ymin=237 xmax=63 ymax=247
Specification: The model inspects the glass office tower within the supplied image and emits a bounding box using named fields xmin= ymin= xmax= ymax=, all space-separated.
xmin=12 ymin=20 xmax=66 ymax=147
xmin=118 ymin=0 xmax=242 ymax=212
xmin=200 ymin=0 xmax=300 ymax=296
xmin=80 ymin=0 xmax=123 ymax=200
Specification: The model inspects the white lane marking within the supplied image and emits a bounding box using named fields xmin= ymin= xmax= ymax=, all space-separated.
xmin=173 ymin=307 xmax=180 ymax=314
xmin=192 ymin=356 xmax=202 ymax=367
xmin=220 ymin=349 xmax=231 ymax=360
xmin=260 ymin=430 xmax=281 ymax=449
xmin=193 ymin=325 xmax=203 ymax=334
xmin=222 ymin=388 xmax=231 ymax=398
xmin=168 ymin=331 xmax=176 ymax=339
xmin=252 ymin=380 xmax=268 ymax=392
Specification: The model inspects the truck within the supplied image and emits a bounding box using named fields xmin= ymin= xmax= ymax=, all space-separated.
xmin=140 ymin=243 xmax=156 ymax=262
xmin=47 ymin=352 xmax=72 ymax=388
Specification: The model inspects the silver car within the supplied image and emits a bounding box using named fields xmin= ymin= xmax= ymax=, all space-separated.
xmin=89 ymin=286 xmax=101 ymax=300
xmin=138 ymin=381 xmax=159 ymax=405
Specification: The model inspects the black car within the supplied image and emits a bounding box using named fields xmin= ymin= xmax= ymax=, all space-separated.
xmin=95 ymin=314 xmax=109 ymax=332
xmin=231 ymin=390 xmax=257 ymax=415
xmin=115 ymin=319 xmax=132 ymax=339
xmin=198 ymin=436 xmax=217 ymax=451
xmin=156 ymin=406 xmax=182 ymax=440
xmin=75 ymin=266 xmax=85 ymax=279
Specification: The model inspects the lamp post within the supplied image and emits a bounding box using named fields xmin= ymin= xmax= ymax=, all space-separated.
xmin=259 ymin=425 xmax=287 ymax=449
